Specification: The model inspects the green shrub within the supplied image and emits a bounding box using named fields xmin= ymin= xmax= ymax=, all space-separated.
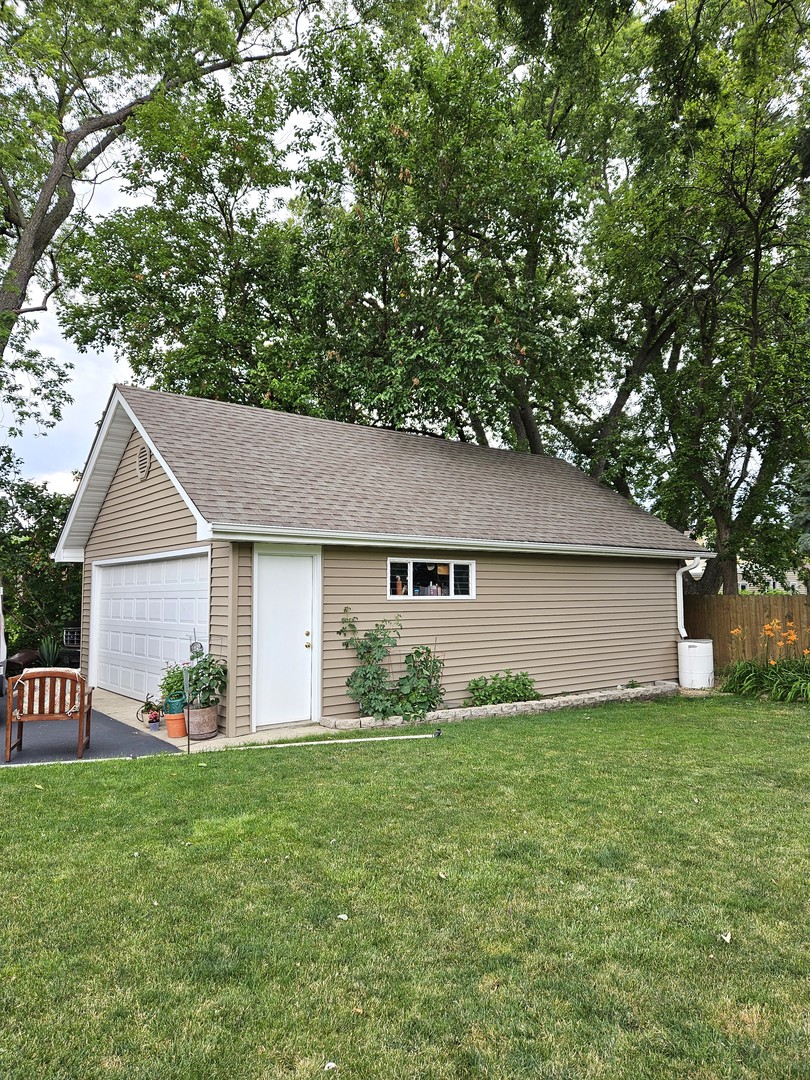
xmin=159 ymin=652 xmax=227 ymax=709
xmin=465 ymin=670 xmax=537 ymax=706
xmin=397 ymin=645 xmax=445 ymax=719
xmin=721 ymin=658 xmax=810 ymax=702
xmin=338 ymin=608 xmax=444 ymax=721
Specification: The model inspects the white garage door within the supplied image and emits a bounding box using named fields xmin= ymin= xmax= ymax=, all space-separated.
xmin=94 ymin=553 xmax=210 ymax=701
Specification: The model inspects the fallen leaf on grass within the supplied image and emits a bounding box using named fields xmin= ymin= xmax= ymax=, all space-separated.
xmin=33 ymin=784 xmax=44 ymax=790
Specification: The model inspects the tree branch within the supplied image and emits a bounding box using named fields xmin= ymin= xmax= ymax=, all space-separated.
xmin=16 ymin=252 xmax=61 ymax=314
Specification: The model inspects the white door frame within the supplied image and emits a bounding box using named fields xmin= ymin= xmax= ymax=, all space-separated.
xmin=251 ymin=544 xmax=322 ymax=730
xmin=88 ymin=545 xmax=211 ymax=692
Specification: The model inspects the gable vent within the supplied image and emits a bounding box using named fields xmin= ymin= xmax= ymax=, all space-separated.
xmin=136 ymin=443 xmax=151 ymax=481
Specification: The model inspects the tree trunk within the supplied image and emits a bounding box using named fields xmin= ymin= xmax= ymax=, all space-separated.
xmin=0 ymin=161 xmax=76 ymax=357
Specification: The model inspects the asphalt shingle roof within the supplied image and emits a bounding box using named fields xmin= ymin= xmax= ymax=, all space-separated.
xmin=117 ymin=385 xmax=706 ymax=556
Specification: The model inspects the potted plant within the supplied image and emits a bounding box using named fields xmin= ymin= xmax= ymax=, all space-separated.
xmin=136 ymin=697 xmax=164 ymax=731
xmin=186 ymin=652 xmax=227 ymax=741
xmin=159 ymin=663 xmax=186 ymax=715
xmin=159 ymin=663 xmax=189 ymax=738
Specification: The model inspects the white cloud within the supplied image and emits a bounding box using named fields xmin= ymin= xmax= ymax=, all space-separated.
xmin=31 ymin=470 xmax=80 ymax=495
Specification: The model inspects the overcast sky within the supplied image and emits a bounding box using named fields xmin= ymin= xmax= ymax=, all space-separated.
xmin=8 ymin=312 xmax=133 ymax=494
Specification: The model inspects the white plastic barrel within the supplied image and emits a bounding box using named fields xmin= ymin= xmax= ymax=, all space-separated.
xmin=677 ymin=638 xmax=715 ymax=689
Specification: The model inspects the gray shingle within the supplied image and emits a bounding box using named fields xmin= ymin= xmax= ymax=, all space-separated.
xmin=117 ymin=385 xmax=706 ymax=555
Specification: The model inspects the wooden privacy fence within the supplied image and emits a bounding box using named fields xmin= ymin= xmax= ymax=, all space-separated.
xmin=684 ymin=594 xmax=810 ymax=668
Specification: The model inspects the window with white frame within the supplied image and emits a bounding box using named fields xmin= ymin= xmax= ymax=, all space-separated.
xmin=387 ymin=559 xmax=475 ymax=599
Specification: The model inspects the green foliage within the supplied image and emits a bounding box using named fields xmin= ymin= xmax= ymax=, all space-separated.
xmin=465 ymin=669 xmax=537 ymax=706
xmin=396 ymin=645 xmax=446 ymax=718
xmin=188 ymin=652 xmax=228 ymax=709
xmin=791 ymin=460 xmax=810 ymax=578
xmin=37 ymin=634 xmax=63 ymax=667
xmin=159 ymin=650 xmax=227 ymax=709
xmin=158 ymin=664 xmax=187 ymax=705
xmin=0 ymin=454 xmax=81 ymax=652
xmin=722 ymin=659 xmax=810 ymax=703
xmin=57 ymin=0 xmax=810 ymax=593
xmin=338 ymin=607 xmax=444 ymax=721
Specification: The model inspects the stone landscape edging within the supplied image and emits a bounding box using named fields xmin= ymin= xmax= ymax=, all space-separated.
xmin=320 ymin=681 xmax=682 ymax=730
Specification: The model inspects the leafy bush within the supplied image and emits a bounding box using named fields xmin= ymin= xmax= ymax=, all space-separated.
xmin=722 ymin=658 xmax=810 ymax=702
xmin=465 ymin=670 xmax=537 ymax=706
xmin=159 ymin=652 xmax=227 ymax=709
xmin=397 ymin=645 xmax=445 ymax=719
xmin=338 ymin=608 xmax=444 ymax=721
xmin=0 ymin=469 xmax=81 ymax=653
xmin=159 ymin=663 xmax=187 ymax=704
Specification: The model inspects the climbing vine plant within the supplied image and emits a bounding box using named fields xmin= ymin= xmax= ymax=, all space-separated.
xmin=337 ymin=608 xmax=445 ymax=721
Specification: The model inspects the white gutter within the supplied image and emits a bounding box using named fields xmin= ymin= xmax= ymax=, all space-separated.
xmin=211 ymin=522 xmax=713 ymax=562
xmin=676 ymin=557 xmax=705 ymax=638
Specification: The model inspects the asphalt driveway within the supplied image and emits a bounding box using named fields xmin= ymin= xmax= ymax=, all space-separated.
xmin=0 ymin=693 xmax=181 ymax=766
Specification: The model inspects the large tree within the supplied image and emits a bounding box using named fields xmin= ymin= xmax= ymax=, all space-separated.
xmin=575 ymin=0 xmax=810 ymax=591
xmin=0 ymin=449 xmax=81 ymax=652
xmin=0 ymin=0 xmax=394 ymax=442
xmin=66 ymin=1 xmax=588 ymax=442
xmin=62 ymin=0 xmax=810 ymax=590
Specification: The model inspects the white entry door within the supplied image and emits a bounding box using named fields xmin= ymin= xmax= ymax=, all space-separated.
xmin=254 ymin=553 xmax=317 ymax=726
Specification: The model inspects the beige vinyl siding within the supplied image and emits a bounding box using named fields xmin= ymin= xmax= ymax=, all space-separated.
xmin=209 ymin=541 xmax=231 ymax=733
xmin=80 ymin=431 xmax=216 ymax=689
xmin=208 ymin=542 xmax=250 ymax=736
xmin=322 ymin=547 xmax=680 ymax=718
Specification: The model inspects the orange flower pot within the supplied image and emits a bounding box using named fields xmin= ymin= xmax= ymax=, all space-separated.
xmin=164 ymin=712 xmax=187 ymax=738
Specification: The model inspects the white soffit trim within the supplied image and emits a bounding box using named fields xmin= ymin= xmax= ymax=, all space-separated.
xmin=53 ymin=388 xmax=211 ymax=563
xmin=209 ymin=522 xmax=715 ymax=561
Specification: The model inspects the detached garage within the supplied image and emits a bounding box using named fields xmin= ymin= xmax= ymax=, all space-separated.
xmin=55 ymin=384 xmax=711 ymax=738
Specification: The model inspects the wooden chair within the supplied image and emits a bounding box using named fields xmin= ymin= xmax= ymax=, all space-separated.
xmin=5 ymin=669 xmax=93 ymax=762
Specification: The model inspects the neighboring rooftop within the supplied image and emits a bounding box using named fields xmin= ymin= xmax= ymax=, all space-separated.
xmin=58 ymin=384 xmax=709 ymax=559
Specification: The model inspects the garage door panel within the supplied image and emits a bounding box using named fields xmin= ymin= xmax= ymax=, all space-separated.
xmin=95 ymin=553 xmax=209 ymax=701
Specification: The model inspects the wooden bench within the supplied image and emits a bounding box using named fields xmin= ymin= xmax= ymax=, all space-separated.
xmin=5 ymin=669 xmax=93 ymax=762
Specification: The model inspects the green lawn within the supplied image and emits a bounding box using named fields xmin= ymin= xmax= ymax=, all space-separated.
xmin=1 ymin=697 xmax=808 ymax=1079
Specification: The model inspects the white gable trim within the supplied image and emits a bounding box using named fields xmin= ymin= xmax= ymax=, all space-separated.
xmin=54 ymin=387 xmax=211 ymax=562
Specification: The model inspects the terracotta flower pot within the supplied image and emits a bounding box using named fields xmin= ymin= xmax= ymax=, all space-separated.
xmin=164 ymin=712 xmax=187 ymax=738
xmin=188 ymin=705 xmax=219 ymax=741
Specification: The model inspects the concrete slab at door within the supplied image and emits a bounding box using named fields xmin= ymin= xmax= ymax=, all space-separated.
xmin=254 ymin=554 xmax=315 ymax=726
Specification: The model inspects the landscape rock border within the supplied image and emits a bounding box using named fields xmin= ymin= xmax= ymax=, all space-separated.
xmin=320 ymin=681 xmax=682 ymax=731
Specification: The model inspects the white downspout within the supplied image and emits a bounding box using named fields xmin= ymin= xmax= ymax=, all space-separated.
xmin=676 ymin=558 xmax=703 ymax=638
